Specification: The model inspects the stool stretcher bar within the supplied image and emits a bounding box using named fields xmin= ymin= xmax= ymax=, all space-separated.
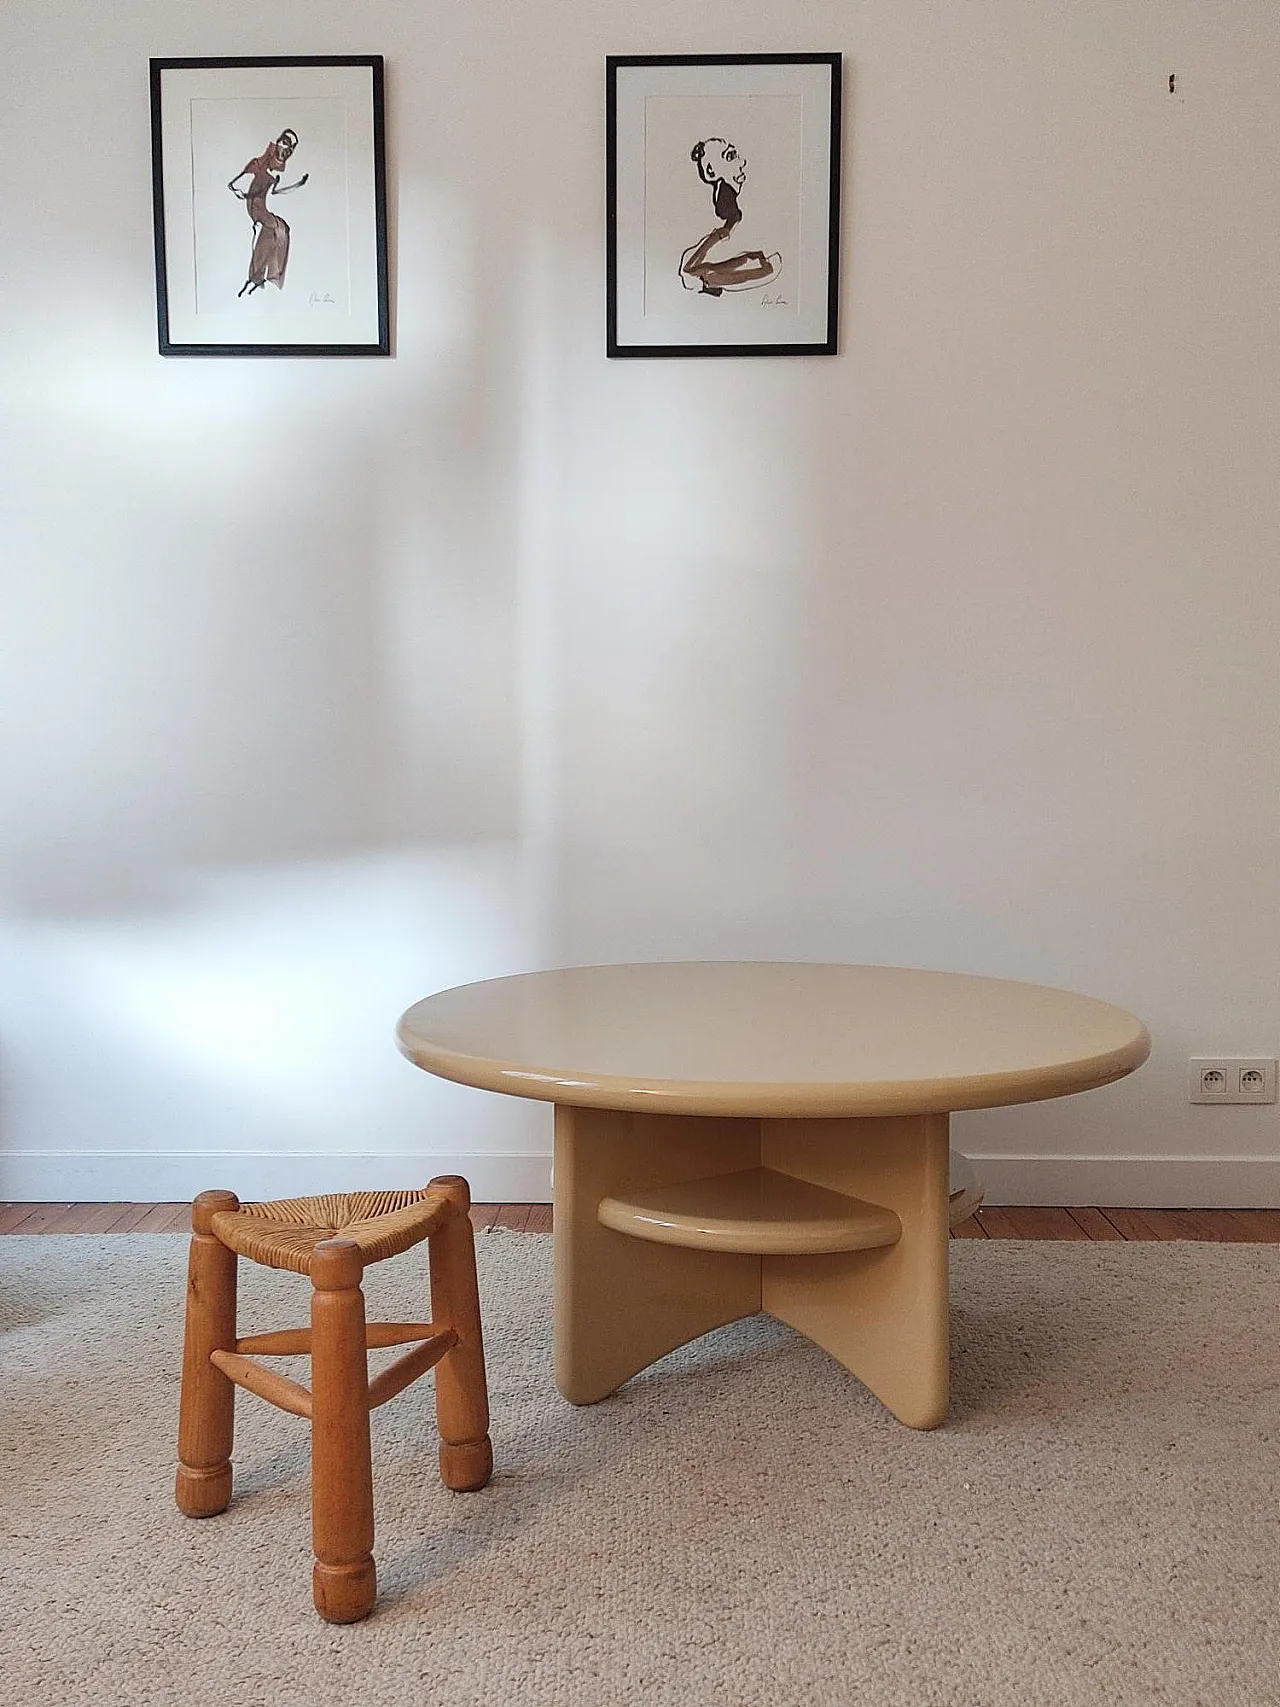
xmin=235 ymin=1321 xmax=442 ymax=1356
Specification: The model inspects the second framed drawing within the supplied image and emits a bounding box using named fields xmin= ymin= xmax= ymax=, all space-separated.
xmin=607 ymin=53 xmax=842 ymax=358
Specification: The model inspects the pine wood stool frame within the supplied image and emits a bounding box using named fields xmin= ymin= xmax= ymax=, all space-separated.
xmin=175 ymin=1174 xmax=492 ymax=1623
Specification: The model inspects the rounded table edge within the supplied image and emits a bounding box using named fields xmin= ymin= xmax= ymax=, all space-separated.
xmin=395 ymin=1019 xmax=1152 ymax=1119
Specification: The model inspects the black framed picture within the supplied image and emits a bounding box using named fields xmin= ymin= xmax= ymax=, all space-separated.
xmin=606 ymin=53 xmax=841 ymax=358
xmin=150 ymin=56 xmax=390 ymax=357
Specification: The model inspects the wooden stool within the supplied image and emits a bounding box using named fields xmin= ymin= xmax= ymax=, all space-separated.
xmin=175 ymin=1175 xmax=492 ymax=1623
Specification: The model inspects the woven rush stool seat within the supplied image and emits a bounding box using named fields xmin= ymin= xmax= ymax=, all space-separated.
xmin=176 ymin=1175 xmax=492 ymax=1624
xmin=211 ymin=1189 xmax=453 ymax=1276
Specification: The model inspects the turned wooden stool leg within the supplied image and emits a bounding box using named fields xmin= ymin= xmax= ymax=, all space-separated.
xmin=427 ymin=1175 xmax=493 ymax=1492
xmin=310 ymin=1238 xmax=376 ymax=1623
xmin=176 ymin=1189 xmax=239 ymax=1517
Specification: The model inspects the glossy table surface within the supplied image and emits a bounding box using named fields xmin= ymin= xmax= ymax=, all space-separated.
xmin=396 ymin=961 xmax=1150 ymax=1119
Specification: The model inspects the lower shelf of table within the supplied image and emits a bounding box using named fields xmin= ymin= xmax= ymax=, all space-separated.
xmin=596 ymin=1166 xmax=904 ymax=1257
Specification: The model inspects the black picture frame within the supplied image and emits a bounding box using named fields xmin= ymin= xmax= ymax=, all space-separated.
xmin=150 ymin=55 xmax=390 ymax=357
xmin=606 ymin=53 xmax=841 ymax=358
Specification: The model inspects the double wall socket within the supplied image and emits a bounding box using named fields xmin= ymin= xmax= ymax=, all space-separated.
xmin=1188 ymin=1057 xmax=1277 ymax=1104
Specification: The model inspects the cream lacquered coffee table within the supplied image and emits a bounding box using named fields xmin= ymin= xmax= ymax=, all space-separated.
xmin=397 ymin=963 xmax=1149 ymax=1429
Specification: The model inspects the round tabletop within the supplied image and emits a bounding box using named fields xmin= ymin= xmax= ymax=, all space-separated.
xmin=396 ymin=962 xmax=1150 ymax=1119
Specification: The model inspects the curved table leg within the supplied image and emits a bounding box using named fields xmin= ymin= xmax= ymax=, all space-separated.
xmin=553 ymin=1106 xmax=761 ymax=1404
xmin=761 ymin=1113 xmax=951 ymax=1430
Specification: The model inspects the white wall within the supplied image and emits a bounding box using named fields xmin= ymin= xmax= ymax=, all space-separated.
xmin=2 ymin=0 xmax=1278 ymax=1205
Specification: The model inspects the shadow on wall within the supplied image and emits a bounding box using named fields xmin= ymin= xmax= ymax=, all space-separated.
xmin=0 ymin=188 xmax=543 ymax=1172
xmin=0 ymin=846 xmax=542 ymax=1182
xmin=2 ymin=386 xmax=521 ymax=916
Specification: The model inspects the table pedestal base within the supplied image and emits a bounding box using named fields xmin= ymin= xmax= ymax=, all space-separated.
xmin=553 ymin=1106 xmax=951 ymax=1429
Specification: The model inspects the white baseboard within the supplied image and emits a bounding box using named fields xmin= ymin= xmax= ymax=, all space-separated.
xmin=2 ymin=1150 xmax=1277 ymax=1209
xmin=0 ymin=1152 xmax=553 ymax=1205
xmin=973 ymin=1153 xmax=1280 ymax=1208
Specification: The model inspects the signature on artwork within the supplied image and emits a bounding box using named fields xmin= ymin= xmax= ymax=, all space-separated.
xmin=760 ymin=295 xmax=789 ymax=308
xmin=308 ymin=291 xmax=337 ymax=306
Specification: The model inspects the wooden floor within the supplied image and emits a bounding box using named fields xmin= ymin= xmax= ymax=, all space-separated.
xmin=1 ymin=1202 xmax=1279 ymax=1240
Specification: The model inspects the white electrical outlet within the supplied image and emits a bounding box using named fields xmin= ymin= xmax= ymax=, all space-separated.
xmin=1188 ymin=1057 xmax=1277 ymax=1105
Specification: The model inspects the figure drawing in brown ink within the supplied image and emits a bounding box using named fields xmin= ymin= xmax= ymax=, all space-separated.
xmin=228 ymin=130 xmax=309 ymax=297
xmin=680 ymin=138 xmax=780 ymax=296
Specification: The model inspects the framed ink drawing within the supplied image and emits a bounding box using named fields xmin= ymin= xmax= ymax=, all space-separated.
xmin=150 ymin=56 xmax=389 ymax=356
xmin=606 ymin=53 xmax=841 ymax=358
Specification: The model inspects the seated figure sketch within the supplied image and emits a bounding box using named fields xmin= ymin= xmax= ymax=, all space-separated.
xmin=680 ymin=137 xmax=780 ymax=296
xmin=228 ymin=129 xmax=309 ymax=297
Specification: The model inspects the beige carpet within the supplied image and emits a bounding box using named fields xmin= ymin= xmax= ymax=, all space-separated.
xmin=2 ymin=1233 xmax=1278 ymax=1707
